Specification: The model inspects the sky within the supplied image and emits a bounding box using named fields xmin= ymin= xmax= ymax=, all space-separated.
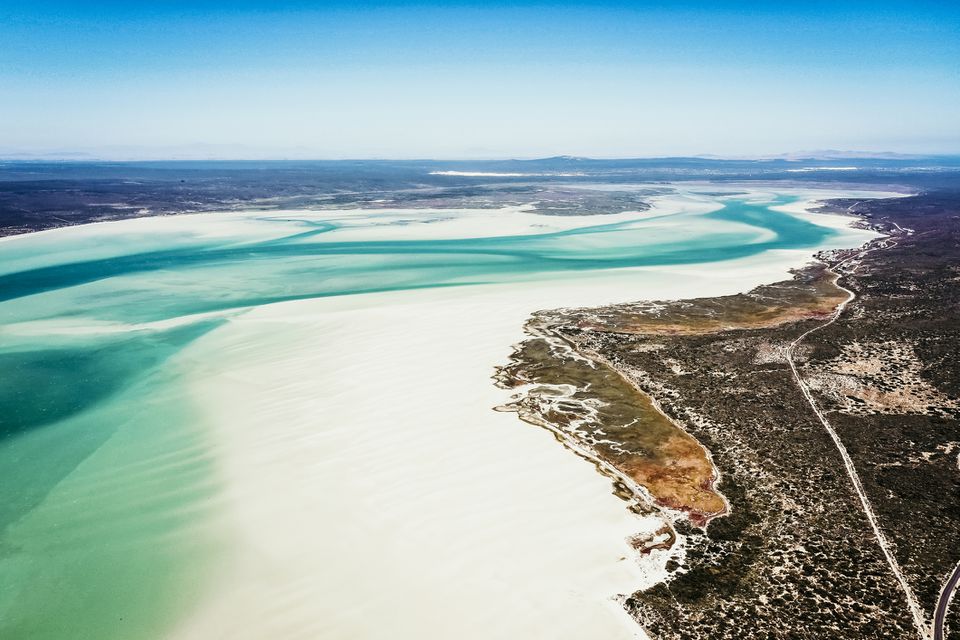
xmin=1 ymin=1 xmax=958 ymax=159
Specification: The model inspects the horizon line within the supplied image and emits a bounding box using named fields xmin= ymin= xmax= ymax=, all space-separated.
xmin=3 ymin=151 xmax=960 ymax=163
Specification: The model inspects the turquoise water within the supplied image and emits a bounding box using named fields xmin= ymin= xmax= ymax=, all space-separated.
xmin=1 ymin=197 xmax=828 ymax=325
xmin=0 ymin=194 xmax=861 ymax=638
xmin=0 ymin=199 xmax=835 ymax=320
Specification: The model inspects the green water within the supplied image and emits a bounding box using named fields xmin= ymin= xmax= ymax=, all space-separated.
xmin=0 ymin=194 xmax=866 ymax=638
xmin=0 ymin=320 xmax=225 ymax=638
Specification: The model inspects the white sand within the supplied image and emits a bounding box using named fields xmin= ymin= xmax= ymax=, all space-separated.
xmin=158 ymin=189 xmax=880 ymax=639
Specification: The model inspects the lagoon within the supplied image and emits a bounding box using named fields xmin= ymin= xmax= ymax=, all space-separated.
xmin=0 ymin=187 xmax=887 ymax=639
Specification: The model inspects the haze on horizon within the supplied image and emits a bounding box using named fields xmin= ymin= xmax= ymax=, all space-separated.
xmin=1 ymin=1 xmax=959 ymax=160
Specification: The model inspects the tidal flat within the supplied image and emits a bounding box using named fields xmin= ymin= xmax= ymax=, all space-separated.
xmin=0 ymin=185 xmax=894 ymax=639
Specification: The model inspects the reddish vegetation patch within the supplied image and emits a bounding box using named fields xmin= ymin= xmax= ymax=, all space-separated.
xmin=621 ymin=433 xmax=726 ymax=521
xmin=497 ymin=334 xmax=726 ymax=523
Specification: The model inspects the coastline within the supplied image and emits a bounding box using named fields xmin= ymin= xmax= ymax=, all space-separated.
xmin=496 ymin=192 xmax=960 ymax=639
xmin=0 ymin=186 xmax=894 ymax=639
xmin=165 ymin=192 xmax=882 ymax=638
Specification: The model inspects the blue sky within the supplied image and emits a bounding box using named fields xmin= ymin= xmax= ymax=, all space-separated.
xmin=1 ymin=1 xmax=958 ymax=158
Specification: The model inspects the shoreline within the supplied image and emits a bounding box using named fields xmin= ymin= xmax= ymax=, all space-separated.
xmin=165 ymin=190 xmax=884 ymax=638
xmin=495 ymin=200 xmax=890 ymax=581
xmin=0 ymin=186 xmax=895 ymax=640
xmin=502 ymin=193 xmax=960 ymax=639
xmin=490 ymin=196 xmax=907 ymax=636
